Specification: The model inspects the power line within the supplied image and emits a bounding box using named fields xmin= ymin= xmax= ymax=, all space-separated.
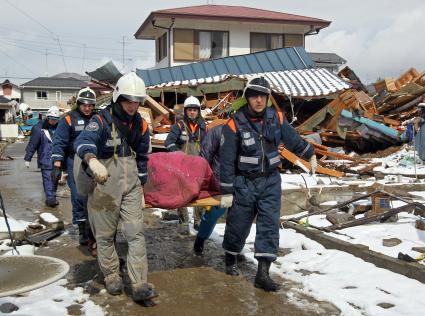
xmin=0 ymin=38 xmax=155 ymax=59
xmin=4 ymin=0 xmax=67 ymax=71
xmin=0 ymin=40 xmax=153 ymax=60
xmin=0 ymin=50 xmax=37 ymax=76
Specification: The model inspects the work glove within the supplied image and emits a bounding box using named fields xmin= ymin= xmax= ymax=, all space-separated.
xmin=220 ymin=194 xmax=234 ymax=208
xmin=309 ymin=154 xmax=318 ymax=175
xmin=25 ymin=161 xmax=30 ymax=168
xmin=51 ymin=166 xmax=62 ymax=185
xmin=88 ymin=158 xmax=109 ymax=184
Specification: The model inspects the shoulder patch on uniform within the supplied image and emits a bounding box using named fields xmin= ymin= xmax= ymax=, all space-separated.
xmin=220 ymin=134 xmax=225 ymax=146
xmin=85 ymin=121 xmax=99 ymax=131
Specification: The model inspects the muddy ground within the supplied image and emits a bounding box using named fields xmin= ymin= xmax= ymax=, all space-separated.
xmin=1 ymin=141 xmax=341 ymax=315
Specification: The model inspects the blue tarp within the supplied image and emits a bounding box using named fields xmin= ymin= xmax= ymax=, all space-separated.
xmin=340 ymin=110 xmax=400 ymax=140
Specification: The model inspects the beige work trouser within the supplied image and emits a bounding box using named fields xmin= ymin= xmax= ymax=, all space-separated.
xmin=88 ymin=156 xmax=147 ymax=288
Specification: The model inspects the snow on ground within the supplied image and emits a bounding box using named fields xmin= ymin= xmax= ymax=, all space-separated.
xmin=39 ymin=212 xmax=59 ymax=224
xmin=0 ymin=279 xmax=104 ymax=316
xmin=0 ymin=222 xmax=104 ymax=315
xmin=210 ymin=223 xmax=424 ymax=316
xmin=0 ymin=216 xmax=26 ymax=234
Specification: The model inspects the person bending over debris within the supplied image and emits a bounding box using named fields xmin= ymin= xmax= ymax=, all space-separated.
xmin=193 ymin=124 xmax=227 ymax=255
xmin=74 ymin=73 xmax=157 ymax=305
xmin=24 ymin=106 xmax=61 ymax=207
xmin=51 ymin=87 xmax=96 ymax=250
xmin=165 ymin=96 xmax=207 ymax=234
xmin=219 ymin=77 xmax=317 ymax=292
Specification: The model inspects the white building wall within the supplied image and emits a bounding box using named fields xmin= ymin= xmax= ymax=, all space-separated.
xmin=152 ymin=19 xmax=308 ymax=68
xmin=21 ymin=88 xmax=79 ymax=110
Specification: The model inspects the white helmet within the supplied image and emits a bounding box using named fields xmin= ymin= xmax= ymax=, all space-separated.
xmin=112 ymin=72 xmax=146 ymax=103
xmin=46 ymin=106 xmax=60 ymax=120
xmin=183 ymin=96 xmax=201 ymax=109
xmin=77 ymin=87 xmax=96 ymax=105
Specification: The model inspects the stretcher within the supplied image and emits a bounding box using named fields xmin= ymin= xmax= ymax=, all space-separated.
xmin=145 ymin=194 xmax=222 ymax=208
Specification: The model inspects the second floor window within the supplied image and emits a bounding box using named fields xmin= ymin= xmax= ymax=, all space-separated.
xmin=36 ymin=91 xmax=48 ymax=100
xmin=199 ymin=31 xmax=228 ymax=60
xmin=174 ymin=29 xmax=229 ymax=61
xmin=156 ymin=33 xmax=167 ymax=62
xmin=250 ymin=33 xmax=304 ymax=53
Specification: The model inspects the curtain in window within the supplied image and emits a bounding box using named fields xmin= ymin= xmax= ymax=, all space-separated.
xmin=270 ymin=34 xmax=283 ymax=50
xmin=199 ymin=31 xmax=212 ymax=60
xmin=211 ymin=32 xmax=228 ymax=59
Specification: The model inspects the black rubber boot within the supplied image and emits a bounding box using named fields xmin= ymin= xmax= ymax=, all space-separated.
xmin=193 ymin=236 xmax=205 ymax=255
xmin=132 ymin=283 xmax=158 ymax=305
xmin=254 ymin=259 xmax=281 ymax=292
xmin=78 ymin=221 xmax=88 ymax=246
xmin=45 ymin=200 xmax=58 ymax=208
xmin=225 ymin=253 xmax=239 ymax=276
xmin=105 ymin=273 xmax=123 ymax=295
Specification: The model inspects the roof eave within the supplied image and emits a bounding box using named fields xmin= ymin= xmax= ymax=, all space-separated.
xmin=21 ymin=86 xmax=83 ymax=89
xmin=135 ymin=12 xmax=331 ymax=39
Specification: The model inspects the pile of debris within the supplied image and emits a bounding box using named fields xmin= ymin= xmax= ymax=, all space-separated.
xmin=86 ymin=54 xmax=425 ymax=179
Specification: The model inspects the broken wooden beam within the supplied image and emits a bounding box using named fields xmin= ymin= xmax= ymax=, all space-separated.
xmin=279 ymin=146 xmax=345 ymax=177
xmin=145 ymin=95 xmax=170 ymax=118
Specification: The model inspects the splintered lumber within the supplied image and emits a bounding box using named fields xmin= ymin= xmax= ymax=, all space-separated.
xmin=358 ymin=162 xmax=382 ymax=175
xmin=207 ymin=119 xmax=228 ymax=130
xmin=279 ymin=146 xmax=345 ymax=177
xmin=314 ymin=148 xmax=358 ymax=162
xmin=327 ymin=202 xmax=425 ymax=230
xmin=288 ymin=191 xmax=377 ymax=222
xmin=145 ymin=95 xmax=170 ymax=118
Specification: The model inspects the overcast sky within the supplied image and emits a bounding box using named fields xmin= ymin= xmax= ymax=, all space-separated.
xmin=1 ymin=0 xmax=424 ymax=85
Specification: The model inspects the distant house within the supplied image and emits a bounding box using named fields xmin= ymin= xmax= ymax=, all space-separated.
xmin=135 ymin=4 xmax=331 ymax=68
xmin=1 ymin=79 xmax=21 ymax=103
xmin=308 ymin=52 xmax=346 ymax=74
xmin=0 ymin=95 xmax=16 ymax=124
xmin=20 ymin=76 xmax=87 ymax=111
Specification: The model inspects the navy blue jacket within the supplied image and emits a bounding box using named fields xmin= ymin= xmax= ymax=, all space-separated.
xmin=74 ymin=105 xmax=150 ymax=184
xmin=165 ymin=117 xmax=207 ymax=152
xmin=25 ymin=119 xmax=57 ymax=169
xmin=52 ymin=110 xmax=93 ymax=163
xmin=219 ymin=106 xmax=314 ymax=194
xmin=201 ymin=124 xmax=223 ymax=181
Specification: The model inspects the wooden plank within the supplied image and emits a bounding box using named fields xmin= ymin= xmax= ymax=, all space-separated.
xmin=145 ymin=95 xmax=170 ymax=118
xmin=314 ymin=148 xmax=358 ymax=162
xmin=358 ymin=162 xmax=382 ymax=175
xmin=279 ymin=146 xmax=345 ymax=177
xmin=145 ymin=195 xmax=222 ymax=208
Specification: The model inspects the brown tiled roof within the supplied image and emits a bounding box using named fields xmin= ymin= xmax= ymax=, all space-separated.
xmin=135 ymin=5 xmax=331 ymax=38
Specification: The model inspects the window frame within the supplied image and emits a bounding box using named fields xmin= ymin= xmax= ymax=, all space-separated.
xmin=35 ymin=90 xmax=48 ymax=100
xmin=283 ymin=33 xmax=304 ymax=48
xmin=173 ymin=28 xmax=229 ymax=62
xmin=156 ymin=32 xmax=168 ymax=63
xmin=250 ymin=32 xmax=284 ymax=53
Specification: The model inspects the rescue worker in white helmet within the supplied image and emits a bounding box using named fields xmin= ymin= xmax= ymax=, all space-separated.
xmin=165 ymin=95 xmax=207 ymax=234
xmin=74 ymin=73 xmax=156 ymax=305
xmin=51 ymin=87 xmax=96 ymax=250
xmin=219 ymin=76 xmax=317 ymax=291
xmin=25 ymin=106 xmax=61 ymax=207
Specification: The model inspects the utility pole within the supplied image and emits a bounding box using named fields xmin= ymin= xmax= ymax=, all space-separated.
xmin=45 ymin=49 xmax=48 ymax=76
xmin=82 ymin=44 xmax=86 ymax=74
xmin=122 ymin=36 xmax=126 ymax=71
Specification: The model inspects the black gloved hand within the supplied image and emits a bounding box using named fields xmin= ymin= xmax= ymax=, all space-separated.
xmin=51 ymin=166 xmax=62 ymax=184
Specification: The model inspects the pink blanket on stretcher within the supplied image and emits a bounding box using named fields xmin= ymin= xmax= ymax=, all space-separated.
xmin=144 ymin=152 xmax=220 ymax=209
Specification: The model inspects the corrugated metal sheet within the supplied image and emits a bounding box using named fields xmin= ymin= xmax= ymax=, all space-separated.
xmin=146 ymin=68 xmax=350 ymax=97
xmin=137 ymin=47 xmax=315 ymax=87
